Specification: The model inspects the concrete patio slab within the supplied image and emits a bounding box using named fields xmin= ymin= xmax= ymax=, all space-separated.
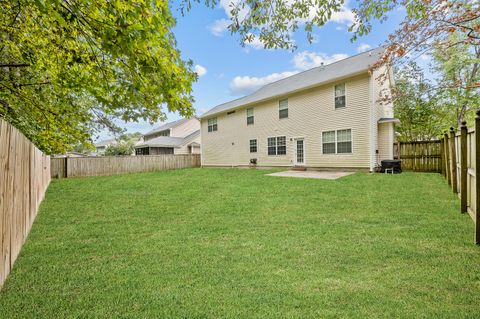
xmin=266 ymin=170 xmax=354 ymax=180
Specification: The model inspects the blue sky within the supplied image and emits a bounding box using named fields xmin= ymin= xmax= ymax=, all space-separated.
xmin=98 ymin=1 xmax=408 ymax=140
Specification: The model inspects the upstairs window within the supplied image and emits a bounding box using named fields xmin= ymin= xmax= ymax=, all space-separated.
xmin=268 ymin=136 xmax=286 ymax=155
xmin=279 ymin=99 xmax=288 ymax=119
xmin=250 ymin=139 xmax=257 ymax=153
xmin=247 ymin=108 xmax=254 ymax=125
xmin=335 ymin=83 xmax=346 ymax=109
xmin=208 ymin=118 xmax=217 ymax=132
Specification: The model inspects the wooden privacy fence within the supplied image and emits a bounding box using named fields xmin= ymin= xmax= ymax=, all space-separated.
xmin=0 ymin=118 xmax=50 ymax=287
xmin=394 ymin=141 xmax=442 ymax=172
xmin=51 ymin=154 xmax=201 ymax=178
xmin=439 ymin=115 xmax=480 ymax=244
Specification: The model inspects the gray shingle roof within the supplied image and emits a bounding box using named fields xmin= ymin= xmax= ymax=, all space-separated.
xmin=200 ymin=47 xmax=385 ymax=119
xmin=182 ymin=130 xmax=201 ymax=144
xmin=135 ymin=130 xmax=200 ymax=148
xmin=144 ymin=118 xmax=190 ymax=136
xmin=94 ymin=138 xmax=117 ymax=147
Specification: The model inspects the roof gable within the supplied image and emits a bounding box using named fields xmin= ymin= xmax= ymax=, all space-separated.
xmin=135 ymin=130 xmax=200 ymax=148
xmin=144 ymin=118 xmax=190 ymax=136
xmin=200 ymin=47 xmax=385 ymax=118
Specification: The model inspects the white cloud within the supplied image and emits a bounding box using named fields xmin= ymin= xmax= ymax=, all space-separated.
xmin=230 ymin=71 xmax=298 ymax=95
xmin=244 ymin=34 xmax=265 ymax=50
xmin=229 ymin=50 xmax=349 ymax=95
xmin=330 ymin=8 xmax=356 ymax=24
xmin=336 ymin=26 xmax=343 ymax=31
xmin=194 ymin=65 xmax=207 ymax=77
xmin=209 ymin=19 xmax=230 ymax=37
xmin=292 ymin=51 xmax=349 ymax=70
xmin=219 ymin=0 xmax=249 ymax=20
xmin=357 ymin=43 xmax=372 ymax=53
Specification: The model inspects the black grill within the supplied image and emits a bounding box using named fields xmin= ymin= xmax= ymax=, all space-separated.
xmin=381 ymin=160 xmax=402 ymax=174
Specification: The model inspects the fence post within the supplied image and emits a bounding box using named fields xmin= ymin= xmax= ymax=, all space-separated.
xmin=440 ymin=138 xmax=446 ymax=177
xmin=450 ymin=127 xmax=458 ymax=193
xmin=475 ymin=111 xmax=480 ymax=244
xmin=460 ymin=122 xmax=467 ymax=213
xmin=64 ymin=157 xmax=68 ymax=178
xmin=445 ymin=132 xmax=451 ymax=185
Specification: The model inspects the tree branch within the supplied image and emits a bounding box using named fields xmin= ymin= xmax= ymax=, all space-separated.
xmin=0 ymin=63 xmax=30 ymax=68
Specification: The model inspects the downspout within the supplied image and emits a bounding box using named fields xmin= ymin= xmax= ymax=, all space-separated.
xmin=369 ymin=73 xmax=376 ymax=172
xmin=200 ymin=120 xmax=204 ymax=167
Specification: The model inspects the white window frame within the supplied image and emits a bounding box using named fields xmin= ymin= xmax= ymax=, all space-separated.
xmin=249 ymin=139 xmax=257 ymax=153
xmin=293 ymin=137 xmax=306 ymax=166
xmin=336 ymin=129 xmax=352 ymax=154
xmin=207 ymin=117 xmax=218 ymax=132
xmin=322 ymin=129 xmax=353 ymax=154
xmin=322 ymin=131 xmax=336 ymax=155
xmin=247 ymin=108 xmax=254 ymax=125
xmin=267 ymin=136 xmax=287 ymax=156
xmin=334 ymin=83 xmax=346 ymax=109
xmin=279 ymin=99 xmax=288 ymax=119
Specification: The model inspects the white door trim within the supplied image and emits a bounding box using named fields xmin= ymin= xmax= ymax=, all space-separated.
xmin=293 ymin=138 xmax=306 ymax=166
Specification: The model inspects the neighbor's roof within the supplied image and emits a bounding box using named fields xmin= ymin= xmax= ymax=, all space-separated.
xmin=144 ymin=118 xmax=191 ymax=136
xmin=95 ymin=138 xmax=117 ymax=147
xmin=200 ymin=47 xmax=386 ymax=119
xmin=135 ymin=130 xmax=200 ymax=148
xmin=182 ymin=130 xmax=201 ymax=144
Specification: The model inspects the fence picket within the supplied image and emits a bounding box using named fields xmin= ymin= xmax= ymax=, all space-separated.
xmin=0 ymin=119 xmax=50 ymax=288
xmin=50 ymin=154 xmax=201 ymax=178
xmin=450 ymin=128 xmax=458 ymax=193
xmin=394 ymin=141 xmax=442 ymax=173
xmin=396 ymin=123 xmax=479 ymax=244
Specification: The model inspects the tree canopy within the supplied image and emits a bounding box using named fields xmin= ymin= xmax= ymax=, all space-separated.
xmin=2 ymin=0 xmax=478 ymax=152
xmin=1 ymin=0 xmax=196 ymax=154
xmin=393 ymin=61 xmax=446 ymax=141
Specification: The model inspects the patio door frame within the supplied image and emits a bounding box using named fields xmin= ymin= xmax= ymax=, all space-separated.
xmin=293 ymin=137 xmax=306 ymax=166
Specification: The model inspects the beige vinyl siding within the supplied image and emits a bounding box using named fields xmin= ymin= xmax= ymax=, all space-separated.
xmin=171 ymin=118 xmax=201 ymax=138
xmin=377 ymin=122 xmax=394 ymax=162
xmin=174 ymin=134 xmax=201 ymax=155
xmin=174 ymin=145 xmax=189 ymax=155
xmin=145 ymin=132 xmax=167 ymax=141
xmin=373 ymin=66 xmax=394 ymax=120
xmin=373 ymin=66 xmax=395 ymax=164
xmin=201 ymin=73 xmax=372 ymax=168
xmin=190 ymin=145 xmax=201 ymax=154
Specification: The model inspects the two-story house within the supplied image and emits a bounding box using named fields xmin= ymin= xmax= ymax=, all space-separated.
xmin=199 ymin=47 xmax=398 ymax=171
xmin=134 ymin=118 xmax=201 ymax=155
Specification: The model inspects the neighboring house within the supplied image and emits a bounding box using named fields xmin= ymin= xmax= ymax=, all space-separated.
xmin=199 ymin=47 xmax=399 ymax=171
xmin=95 ymin=138 xmax=117 ymax=155
xmin=134 ymin=118 xmax=201 ymax=155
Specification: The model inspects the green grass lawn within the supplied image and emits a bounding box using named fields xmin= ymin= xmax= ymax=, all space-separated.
xmin=1 ymin=168 xmax=479 ymax=318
